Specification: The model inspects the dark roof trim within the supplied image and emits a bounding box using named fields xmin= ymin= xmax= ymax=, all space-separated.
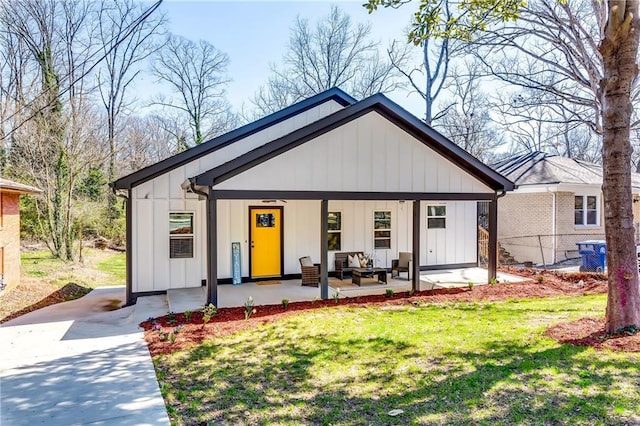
xmin=194 ymin=94 xmax=514 ymax=192
xmin=211 ymin=190 xmax=496 ymax=201
xmin=111 ymin=88 xmax=357 ymax=189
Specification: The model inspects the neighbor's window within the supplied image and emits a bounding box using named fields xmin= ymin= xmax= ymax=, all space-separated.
xmin=374 ymin=211 xmax=391 ymax=249
xmin=575 ymin=196 xmax=598 ymax=226
xmin=169 ymin=212 xmax=194 ymax=258
xmin=328 ymin=211 xmax=341 ymax=251
xmin=427 ymin=205 xmax=447 ymax=229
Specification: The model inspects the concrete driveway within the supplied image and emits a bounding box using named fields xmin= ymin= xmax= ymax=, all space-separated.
xmin=0 ymin=286 xmax=170 ymax=425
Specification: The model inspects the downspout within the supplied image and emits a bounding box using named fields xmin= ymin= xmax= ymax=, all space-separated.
xmin=112 ymin=186 xmax=133 ymax=306
xmin=551 ymin=191 xmax=556 ymax=264
xmin=189 ymin=180 xmax=214 ymax=304
xmin=189 ymin=181 xmax=209 ymax=199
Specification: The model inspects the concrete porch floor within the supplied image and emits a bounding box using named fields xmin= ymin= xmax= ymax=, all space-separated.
xmin=159 ymin=268 xmax=527 ymax=313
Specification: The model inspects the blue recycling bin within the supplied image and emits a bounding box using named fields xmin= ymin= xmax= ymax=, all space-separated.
xmin=576 ymin=240 xmax=607 ymax=272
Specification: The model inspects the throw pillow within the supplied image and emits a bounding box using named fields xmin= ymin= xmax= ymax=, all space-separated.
xmin=348 ymin=254 xmax=360 ymax=268
xmin=359 ymin=254 xmax=368 ymax=268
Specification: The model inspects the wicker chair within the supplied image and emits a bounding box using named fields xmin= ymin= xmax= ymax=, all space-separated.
xmin=299 ymin=256 xmax=320 ymax=287
xmin=391 ymin=252 xmax=412 ymax=280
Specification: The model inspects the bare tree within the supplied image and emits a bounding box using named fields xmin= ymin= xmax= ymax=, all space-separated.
xmin=471 ymin=1 xmax=606 ymax=136
xmin=151 ymin=33 xmax=236 ymax=146
xmin=96 ymin=0 xmax=164 ymax=224
xmin=0 ymin=0 xmax=99 ymax=260
xmin=366 ymin=0 xmax=640 ymax=332
xmin=387 ymin=0 xmax=465 ymax=125
xmin=253 ymin=5 xmax=403 ymax=115
xmin=116 ymin=114 xmax=175 ymax=175
xmin=436 ymin=61 xmax=503 ymax=162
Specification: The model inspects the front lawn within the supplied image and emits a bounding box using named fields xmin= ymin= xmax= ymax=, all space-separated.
xmin=155 ymin=294 xmax=640 ymax=425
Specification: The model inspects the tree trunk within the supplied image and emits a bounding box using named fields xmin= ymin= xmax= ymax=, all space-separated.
xmin=599 ymin=1 xmax=640 ymax=332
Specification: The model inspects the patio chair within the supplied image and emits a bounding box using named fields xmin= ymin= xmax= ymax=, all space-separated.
xmin=391 ymin=252 xmax=412 ymax=280
xmin=299 ymin=256 xmax=320 ymax=287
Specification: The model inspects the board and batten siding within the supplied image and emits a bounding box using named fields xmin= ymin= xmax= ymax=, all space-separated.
xmin=422 ymin=201 xmax=477 ymax=265
xmin=130 ymin=100 xmax=345 ymax=293
xmin=213 ymin=200 xmax=478 ymax=279
xmin=214 ymin=112 xmax=494 ymax=194
xmin=216 ymin=200 xmax=321 ymax=278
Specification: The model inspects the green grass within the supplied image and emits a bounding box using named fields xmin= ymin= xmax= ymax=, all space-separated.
xmin=21 ymin=249 xmax=125 ymax=288
xmin=96 ymin=252 xmax=125 ymax=283
xmin=155 ymin=295 xmax=640 ymax=425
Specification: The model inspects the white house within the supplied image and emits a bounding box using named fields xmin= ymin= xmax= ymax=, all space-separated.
xmin=112 ymin=89 xmax=514 ymax=306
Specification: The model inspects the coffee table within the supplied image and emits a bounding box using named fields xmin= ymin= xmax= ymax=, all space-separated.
xmin=352 ymin=267 xmax=387 ymax=286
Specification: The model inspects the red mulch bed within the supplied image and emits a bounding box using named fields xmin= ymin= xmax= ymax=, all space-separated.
xmin=142 ymin=268 xmax=639 ymax=356
xmin=545 ymin=317 xmax=640 ymax=352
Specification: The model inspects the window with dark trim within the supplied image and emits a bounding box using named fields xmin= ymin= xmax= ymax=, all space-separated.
xmin=328 ymin=211 xmax=341 ymax=251
xmin=170 ymin=212 xmax=194 ymax=258
xmin=575 ymin=196 xmax=598 ymax=226
xmin=427 ymin=205 xmax=446 ymax=229
xmin=374 ymin=211 xmax=391 ymax=249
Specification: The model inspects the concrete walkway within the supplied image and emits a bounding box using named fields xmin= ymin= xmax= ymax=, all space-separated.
xmin=0 ymin=286 xmax=170 ymax=426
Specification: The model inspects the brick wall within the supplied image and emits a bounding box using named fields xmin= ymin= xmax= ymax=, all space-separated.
xmin=554 ymin=192 xmax=605 ymax=262
xmin=498 ymin=193 xmax=553 ymax=264
xmin=0 ymin=192 xmax=21 ymax=290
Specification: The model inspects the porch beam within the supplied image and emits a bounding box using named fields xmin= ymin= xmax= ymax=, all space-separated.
xmin=412 ymin=200 xmax=420 ymax=292
xmin=488 ymin=193 xmax=498 ymax=283
xmin=207 ymin=192 xmax=218 ymax=306
xmin=211 ymin=190 xmax=494 ymax=201
xmin=320 ymin=199 xmax=329 ymax=299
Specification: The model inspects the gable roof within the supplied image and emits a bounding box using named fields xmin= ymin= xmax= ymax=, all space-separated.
xmin=0 ymin=177 xmax=42 ymax=194
xmin=193 ymin=93 xmax=514 ymax=192
xmin=493 ymin=151 xmax=640 ymax=189
xmin=111 ymin=88 xmax=357 ymax=190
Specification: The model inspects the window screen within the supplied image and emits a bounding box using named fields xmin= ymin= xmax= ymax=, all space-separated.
xmin=170 ymin=212 xmax=194 ymax=258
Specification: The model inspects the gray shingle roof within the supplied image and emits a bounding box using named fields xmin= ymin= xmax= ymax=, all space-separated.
xmin=492 ymin=151 xmax=640 ymax=189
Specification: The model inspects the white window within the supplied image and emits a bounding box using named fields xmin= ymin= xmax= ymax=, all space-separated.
xmin=575 ymin=196 xmax=598 ymax=226
xmin=328 ymin=212 xmax=341 ymax=251
xmin=374 ymin=211 xmax=391 ymax=249
xmin=169 ymin=212 xmax=194 ymax=258
xmin=427 ymin=205 xmax=446 ymax=229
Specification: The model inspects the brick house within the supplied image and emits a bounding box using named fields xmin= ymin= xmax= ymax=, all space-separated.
xmin=0 ymin=178 xmax=41 ymax=291
xmin=493 ymin=151 xmax=640 ymax=265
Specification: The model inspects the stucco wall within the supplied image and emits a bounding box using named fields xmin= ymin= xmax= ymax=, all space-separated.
xmin=0 ymin=192 xmax=21 ymax=290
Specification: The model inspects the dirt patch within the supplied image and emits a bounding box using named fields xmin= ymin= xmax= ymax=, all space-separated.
xmin=143 ymin=268 xmax=631 ymax=357
xmin=102 ymin=299 xmax=123 ymax=311
xmin=0 ymin=282 xmax=91 ymax=323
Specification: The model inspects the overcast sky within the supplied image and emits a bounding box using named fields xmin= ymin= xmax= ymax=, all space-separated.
xmin=154 ymin=0 xmax=426 ymax=117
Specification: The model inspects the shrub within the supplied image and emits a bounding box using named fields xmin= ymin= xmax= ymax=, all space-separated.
xmin=201 ymin=303 xmax=217 ymax=327
xmin=385 ymin=289 xmax=393 ymax=298
xmin=468 ymin=281 xmax=474 ymax=290
xmin=244 ymin=297 xmax=256 ymax=320
xmin=184 ymin=310 xmax=192 ymax=323
xmin=281 ymin=299 xmax=289 ymax=309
